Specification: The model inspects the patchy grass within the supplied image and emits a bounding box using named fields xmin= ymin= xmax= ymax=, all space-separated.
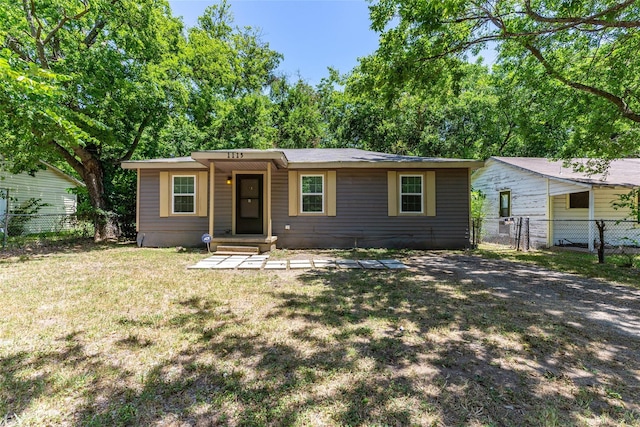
xmin=1 ymin=244 xmax=639 ymax=426
xmin=476 ymin=243 xmax=640 ymax=287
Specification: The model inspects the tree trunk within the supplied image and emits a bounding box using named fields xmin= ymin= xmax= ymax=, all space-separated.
xmin=82 ymin=158 xmax=119 ymax=242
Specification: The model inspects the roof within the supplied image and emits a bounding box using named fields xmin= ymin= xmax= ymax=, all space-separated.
xmin=122 ymin=148 xmax=484 ymax=170
xmin=490 ymin=157 xmax=640 ymax=188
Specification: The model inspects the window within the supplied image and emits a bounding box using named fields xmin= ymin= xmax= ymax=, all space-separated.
xmin=288 ymin=171 xmax=336 ymax=217
xmin=300 ymin=174 xmax=324 ymax=213
xmin=499 ymin=191 xmax=511 ymax=217
xmin=569 ymin=191 xmax=589 ymax=209
xmin=172 ymin=175 xmax=195 ymax=214
xmin=400 ymin=175 xmax=423 ymax=213
xmin=387 ymin=171 xmax=435 ymax=217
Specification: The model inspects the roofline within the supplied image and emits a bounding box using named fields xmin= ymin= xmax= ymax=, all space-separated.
xmin=487 ymin=157 xmax=636 ymax=188
xmin=123 ymin=151 xmax=483 ymax=171
xmin=121 ymin=160 xmax=207 ymax=170
xmin=40 ymin=161 xmax=85 ymax=187
xmin=289 ymin=160 xmax=485 ymax=170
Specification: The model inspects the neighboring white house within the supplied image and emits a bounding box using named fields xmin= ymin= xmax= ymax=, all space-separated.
xmin=0 ymin=162 xmax=83 ymax=233
xmin=472 ymin=157 xmax=640 ymax=250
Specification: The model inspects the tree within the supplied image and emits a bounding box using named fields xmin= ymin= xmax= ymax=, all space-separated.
xmin=270 ymin=76 xmax=325 ymax=148
xmin=368 ymin=0 xmax=640 ymax=158
xmin=0 ymin=0 xmax=187 ymax=240
xmin=185 ymin=2 xmax=282 ymax=150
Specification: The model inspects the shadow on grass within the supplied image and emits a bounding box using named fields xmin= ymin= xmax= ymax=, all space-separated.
xmin=2 ymin=263 xmax=640 ymax=425
xmin=476 ymin=246 xmax=640 ymax=287
xmin=0 ymin=238 xmax=130 ymax=262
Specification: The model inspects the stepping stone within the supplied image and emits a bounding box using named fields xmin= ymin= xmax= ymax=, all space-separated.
xmin=238 ymin=261 xmax=265 ymax=269
xmin=198 ymin=259 xmax=224 ymax=265
xmin=228 ymin=255 xmax=249 ymax=261
xmin=336 ymin=260 xmax=361 ymax=269
xmin=312 ymin=260 xmax=336 ymax=268
xmin=188 ymin=263 xmax=215 ymax=269
xmin=289 ymin=260 xmax=313 ymax=269
xmin=248 ymin=255 xmax=269 ymax=261
xmin=359 ymin=260 xmax=385 ymax=269
xmin=264 ymin=261 xmax=288 ymax=270
xmin=382 ymin=262 xmax=408 ymax=269
xmin=212 ymin=260 xmax=244 ymax=269
xmin=206 ymin=256 xmax=229 ymax=261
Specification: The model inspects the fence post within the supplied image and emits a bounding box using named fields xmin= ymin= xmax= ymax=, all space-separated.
xmin=1 ymin=189 xmax=9 ymax=250
xmin=523 ymin=217 xmax=530 ymax=252
xmin=596 ymin=220 xmax=606 ymax=264
xmin=516 ymin=217 xmax=523 ymax=251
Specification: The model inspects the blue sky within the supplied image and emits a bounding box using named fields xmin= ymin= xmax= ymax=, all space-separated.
xmin=168 ymin=0 xmax=380 ymax=86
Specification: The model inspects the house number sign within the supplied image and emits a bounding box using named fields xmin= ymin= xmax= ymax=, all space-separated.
xmin=227 ymin=152 xmax=244 ymax=159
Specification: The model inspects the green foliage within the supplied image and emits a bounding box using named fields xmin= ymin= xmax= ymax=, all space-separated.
xmin=270 ymin=76 xmax=325 ymax=148
xmin=183 ymin=1 xmax=282 ymax=150
xmin=613 ymin=189 xmax=640 ymax=231
xmin=7 ymin=198 xmax=49 ymax=236
xmin=471 ymin=190 xmax=486 ymax=221
xmin=366 ymin=0 xmax=640 ymax=159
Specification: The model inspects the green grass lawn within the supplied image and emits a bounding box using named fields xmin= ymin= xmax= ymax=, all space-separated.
xmin=1 ymin=244 xmax=639 ymax=426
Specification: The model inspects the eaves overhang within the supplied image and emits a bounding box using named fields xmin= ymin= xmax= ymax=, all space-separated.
xmin=190 ymin=150 xmax=289 ymax=169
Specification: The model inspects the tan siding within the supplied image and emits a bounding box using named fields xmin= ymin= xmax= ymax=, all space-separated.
xmin=594 ymin=187 xmax=634 ymax=219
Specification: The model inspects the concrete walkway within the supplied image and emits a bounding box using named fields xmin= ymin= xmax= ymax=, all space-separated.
xmin=188 ymin=254 xmax=408 ymax=270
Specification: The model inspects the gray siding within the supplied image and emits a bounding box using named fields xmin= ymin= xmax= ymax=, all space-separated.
xmin=138 ymin=169 xmax=209 ymax=247
xmin=272 ymin=168 xmax=470 ymax=249
xmin=137 ymin=167 xmax=472 ymax=249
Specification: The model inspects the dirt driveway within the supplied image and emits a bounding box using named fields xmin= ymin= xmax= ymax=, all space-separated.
xmin=409 ymin=252 xmax=640 ymax=339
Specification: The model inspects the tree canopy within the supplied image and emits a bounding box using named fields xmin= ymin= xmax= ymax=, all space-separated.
xmin=367 ymin=0 xmax=640 ymax=159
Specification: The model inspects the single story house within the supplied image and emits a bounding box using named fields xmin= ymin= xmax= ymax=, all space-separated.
xmin=1 ymin=162 xmax=82 ymax=234
xmin=472 ymin=157 xmax=640 ymax=250
xmin=121 ymin=148 xmax=484 ymax=251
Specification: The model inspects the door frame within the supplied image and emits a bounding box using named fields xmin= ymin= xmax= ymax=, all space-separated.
xmin=231 ymin=171 xmax=267 ymax=235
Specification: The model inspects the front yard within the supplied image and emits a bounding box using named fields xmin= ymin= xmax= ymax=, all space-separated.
xmin=1 ymin=244 xmax=639 ymax=426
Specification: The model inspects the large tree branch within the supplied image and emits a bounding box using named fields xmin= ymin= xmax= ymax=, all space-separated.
xmin=83 ymin=0 xmax=120 ymax=47
xmin=4 ymin=36 xmax=33 ymax=62
xmin=48 ymin=140 xmax=86 ymax=178
xmin=22 ymin=0 xmax=48 ymax=68
xmin=42 ymin=1 xmax=91 ymax=46
xmin=84 ymin=20 xmax=106 ymax=47
xmin=116 ymin=114 xmax=153 ymax=163
xmin=524 ymin=42 xmax=640 ymax=123
xmin=524 ymin=0 xmax=640 ymax=29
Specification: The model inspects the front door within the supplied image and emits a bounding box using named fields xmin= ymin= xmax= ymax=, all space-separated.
xmin=236 ymin=174 xmax=263 ymax=234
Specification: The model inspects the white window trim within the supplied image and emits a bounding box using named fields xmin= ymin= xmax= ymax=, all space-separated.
xmin=399 ymin=174 xmax=424 ymax=214
xmin=300 ymin=174 xmax=325 ymax=214
xmin=499 ymin=190 xmax=511 ymax=217
xmin=172 ymin=174 xmax=196 ymax=215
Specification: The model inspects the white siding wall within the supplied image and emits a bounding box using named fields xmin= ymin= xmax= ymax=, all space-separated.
xmin=472 ymin=159 xmax=549 ymax=247
xmin=0 ymin=168 xmax=79 ymax=233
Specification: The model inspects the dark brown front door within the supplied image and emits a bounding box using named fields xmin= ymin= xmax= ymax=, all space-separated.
xmin=236 ymin=174 xmax=263 ymax=234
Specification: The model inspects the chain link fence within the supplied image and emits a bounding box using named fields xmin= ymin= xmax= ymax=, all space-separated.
xmin=477 ymin=217 xmax=640 ymax=263
xmin=1 ymin=213 xmax=94 ymax=250
xmin=552 ymin=219 xmax=640 ymax=254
